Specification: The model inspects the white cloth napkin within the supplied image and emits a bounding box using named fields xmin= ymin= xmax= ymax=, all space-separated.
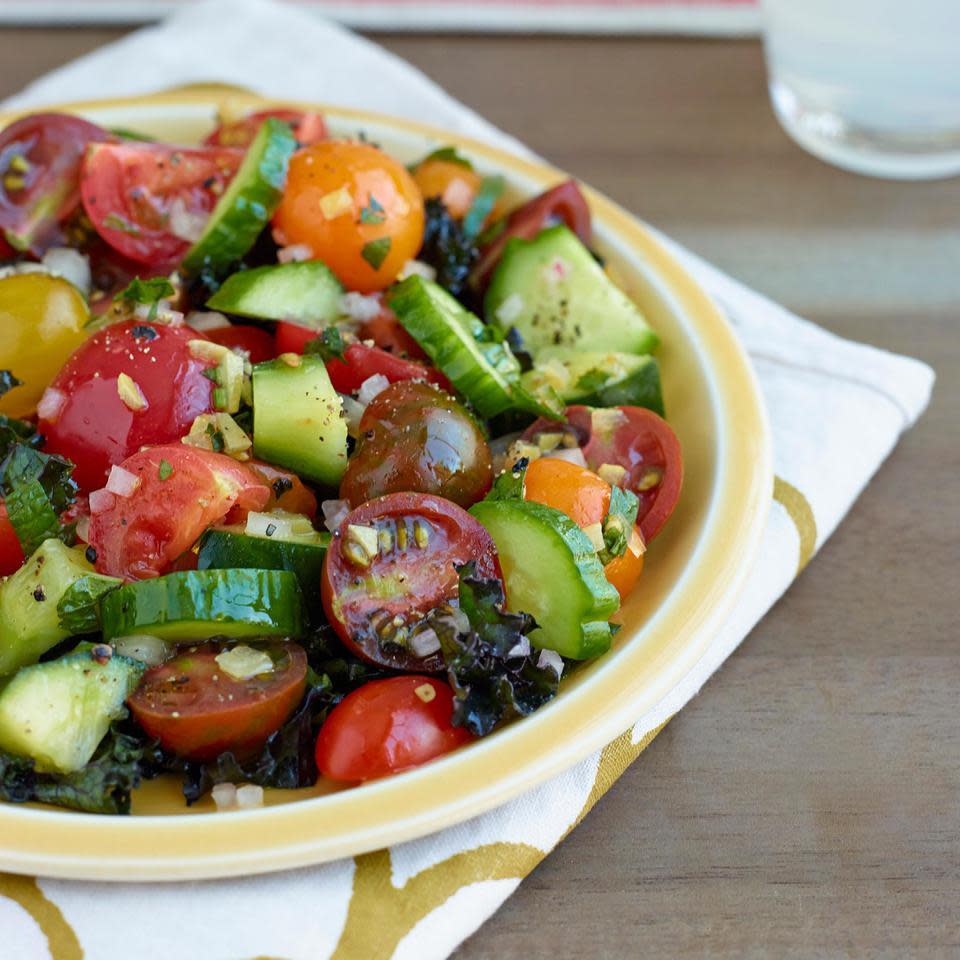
xmin=0 ymin=2 xmax=934 ymax=958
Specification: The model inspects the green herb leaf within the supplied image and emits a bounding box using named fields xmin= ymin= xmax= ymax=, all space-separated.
xmin=303 ymin=326 xmax=346 ymax=362
xmin=598 ymin=485 xmax=640 ymax=565
xmin=57 ymin=574 xmax=122 ymax=634
xmin=418 ymin=146 xmax=474 ymax=170
xmin=486 ymin=462 xmax=527 ymax=501
xmin=114 ymin=277 xmax=175 ymax=323
xmin=205 ymin=423 xmax=225 ymax=453
xmin=575 ymin=368 xmax=611 ymax=393
xmin=0 ymin=415 xmax=40 ymax=462
xmin=109 ymin=127 xmax=155 ymax=142
xmin=462 ymin=175 xmax=505 ymax=240
xmin=158 ymin=459 xmax=173 ymax=481
xmin=0 ymin=370 xmax=22 ymax=399
xmin=360 ymin=236 xmax=392 ymax=271
xmin=102 ymin=213 xmax=142 ymax=237
xmin=358 ymin=194 xmax=386 ymax=225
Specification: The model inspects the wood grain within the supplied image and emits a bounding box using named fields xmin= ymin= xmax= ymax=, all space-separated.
xmin=0 ymin=28 xmax=957 ymax=958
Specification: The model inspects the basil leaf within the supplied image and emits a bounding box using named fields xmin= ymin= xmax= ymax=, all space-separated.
xmin=360 ymin=237 xmax=392 ymax=271
xmin=57 ymin=575 xmax=122 ymax=635
xmin=462 ymin=175 xmax=505 ymax=241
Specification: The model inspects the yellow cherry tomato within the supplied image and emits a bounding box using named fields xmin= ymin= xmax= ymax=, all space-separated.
xmin=272 ymin=141 xmax=425 ymax=293
xmin=412 ymin=159 xmax=483 ymax=219
xmin=0 ymin=273 xmax=88 ymax=418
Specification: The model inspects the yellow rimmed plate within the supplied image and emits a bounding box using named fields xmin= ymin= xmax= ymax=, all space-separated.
xmin=0 ymin=89 xmax=772 ymax=881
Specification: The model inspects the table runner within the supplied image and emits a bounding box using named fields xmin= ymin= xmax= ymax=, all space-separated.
xmin=0 ymin=1 xmax=934 ymax=957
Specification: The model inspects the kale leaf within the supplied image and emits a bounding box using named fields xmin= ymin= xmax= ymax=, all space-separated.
xmin=418 ymin=197 xmax=479 ymax=298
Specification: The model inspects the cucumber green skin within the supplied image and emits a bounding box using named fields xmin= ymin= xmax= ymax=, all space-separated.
xmin=206 ymin=261 xmax=344 ymax=326
xmin=100 ymin=569 xmax=303 ymax=642
xmin=0 ymin=540 xmax=119 ymax=677
xmin=485 ymin=225 xmax=660 ymax=356
xmin=252 ymin=355 xmax=348 ymax=487
xmin=197 ymin=528 xmax=329 ymax=620
xmin=181 ymin=118 xmax=296 ymax=278
xmin=389 ymin=276 xmax=520 ymax=418
xmin=0 ymin=650 xmax=143 ymax=773
xmin=469 ymin=499 xmax=619 ymax=659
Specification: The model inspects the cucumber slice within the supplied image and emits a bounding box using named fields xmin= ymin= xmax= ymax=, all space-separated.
xmin=522 ymin=348 xmax=664 ymax=416
xmin=0 ymin=649 xmax=144 ymax=773
xmin=197 ymin=526 xmax=329 ymax=620
xmin=0 ymin=540 xmax=120 ymax=677
xmin=181 ymin=117 xmax=296 ymax=278
xmin=469 ymin=499 xmax=619 ymax=659
xmin=485 ymin=225 xmax=659 ymax=356
xmin=206 ymin=261 xmax=344 ymax=327
xmin=252 ymin=354 xmax=348 ymax=486
xmin=100 ymin=569 xmax=303 ymax=642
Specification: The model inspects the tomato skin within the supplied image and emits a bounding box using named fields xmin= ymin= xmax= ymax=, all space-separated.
xmin=39 ymin=320 xmax=219 ymax=492
xmin=128 ymin=641 xmax=308 ymax=762
xmin=472 ymin=179 xmax=591 ymax=288
xmin=603 ymin=536 xmax=644 ymax=600
xmin=315 ymin=676 xmax=473 ymax=782
xmin=357 ymin=301 xmax=428 ymax=361
xmin=0 ymin=503 xmax=25 ymax=576
xmin=412 ymin=159 xmax=483 ymax=220
xmin=206 ymin=324 xmax=275 ymax=363
xmin=321 ymin=492 xmax=500 ymax=672
xmin=0 ymin=113 xmax=111 ymax=253
xmin=81 ymin=141 xmax=243 ymax=266
xmin=247 ymin=460 xmax=318 ymax=518
xmin=87 ymin=445 xmax=270 ymax=580
xmin=273 ymin=141 xmax=425 ymax=292
xmin=340 ymin=381 xmax=492 ymax=509
xmin=204 ymin=109 xmax=327 ymax=148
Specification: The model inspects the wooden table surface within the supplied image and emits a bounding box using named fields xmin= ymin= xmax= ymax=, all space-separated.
xmin=2 ymin=27 xmax=958 ymax=958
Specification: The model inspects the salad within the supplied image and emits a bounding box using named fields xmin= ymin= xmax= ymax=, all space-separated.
xmin=0 ymin=107 xmax=682 ymax=815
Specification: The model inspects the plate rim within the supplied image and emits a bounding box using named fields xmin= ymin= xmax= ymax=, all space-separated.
xmin=0 ymin=89 xmax=773 ymax=881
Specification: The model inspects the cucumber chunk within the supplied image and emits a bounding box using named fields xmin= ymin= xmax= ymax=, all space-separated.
xmin=100 ymin=569 xmax=303 ymax=642
xmin=0 ymin=540 xmax=120 ymax=677
xmin=0 ymin=650 xmax=144 ymax=773
xmin=252 ymin=354 xmax=348 ymax=486
xmin=206 ymin=261 xmax=344 ymax=327
xmin=522 ymin=348 xmax=664 ymax=416
xmin=469 ymin=499 xmax=619 ymax=659
xmin=182 ymin=117 xmax=296 ymax=278
xmin=485 ymin=225 xmax=659 ymax=356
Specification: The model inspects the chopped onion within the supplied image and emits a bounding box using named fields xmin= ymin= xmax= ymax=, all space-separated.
xmin=341 ymin=291 xmax=383 ymax=323
xmin=398 ymin=259 xmax=437 ymax=282
xmin=582 ymin=522 xmax=605 ymax=552
xmin=212 ymin=783 xmax=238 ymax=811
xmin=169 ymin=196 xmax=208 ymax=243
xmin=321 ymin=499 xmax=350 ymax=533
xmin=494 ymin=292 xmax=525 ymax=325
xmin=186 ymin=310 xmax=231 ymax=332
xmin=357 ymin=373 xmax=390 ymax=406
xmin=277 ymin=243 xmax=313 ymax=264
xmin=537 ymin=648 xmax=564 ymax=677
xmin=543 ymin=446 xmax=587 ymax=468
xmin=409 ymin=627 xmax=441 ymax=657
xmin=75 ymin=515 xmax=90 ymax=544
xmin=36 ymin=387 xmax=67 ymax=422
xmin=105 ymin=464 xmax=141 ymax=498
xmin=114 ymin=634 xmax=171 ymax=666
xmin=340 ymin=394 xmax=365 ymax=435
xmin=507 ymin=637 xmax=531 ymax=659
xmin=235 ymin=784 xmax=264 ymax=809
xmin=89 ymin=489 xmax=115 ymax=514
xmin=41 ymin=247 xmax=91 ymax=295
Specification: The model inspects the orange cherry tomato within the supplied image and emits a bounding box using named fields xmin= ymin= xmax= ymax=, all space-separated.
xmin=522 ymin=456 xmax=644 ymax=601
xmin=412 ymin=159 xmax=482 ymax=219
xmin=272 ymin=141 xmax=424 ymax=293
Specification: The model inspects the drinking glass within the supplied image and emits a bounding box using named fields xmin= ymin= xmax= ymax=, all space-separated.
xmin=761 ymin=0 xmax=960 ymax=179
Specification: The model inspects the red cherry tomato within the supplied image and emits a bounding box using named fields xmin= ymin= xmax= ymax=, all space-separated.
xmin=87 ymin=445 xmax=270 ymax=580
xmin=80 ymin=141 xmax=243 ymax=267
xmin=273 ymin=319 xmax=315 ymax=356
xmin=0 ymin=112 xmax=111 ymax=253
xmin=39 ymin=320 xmax=218 ymax=492
xmin=522 ymin=405 xmax=682 ymax=543
xmin=128 ymin=641 xmax=307 ymax=762
xmin=204 ymin=109 xmax=327 ymax=148
xmin=472 ymin=179 xmax=591 ymax=288
xmin=358 ymin=301 xmax=428 ymax=361
xmin=206 ymin=324 xmax=275 ymax=363
xmin=0 ymin=503 xmax=25 ymax=576
xmin=315 ymin=676 xmax=473 ymax=782
xmin=321 ymin=492 xmax=500 ymax=672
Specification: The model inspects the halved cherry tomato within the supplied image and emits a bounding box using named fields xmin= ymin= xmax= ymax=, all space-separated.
xmin=340 ymin=381 xmax=491 ymax=509
xmin=87 ymin=445 xmax=270 ymax=580
xmin=412 ymin=159 xmax=483 ymax=220
xmin=315 ymin=675 xmax=473 ymax=782
xmin=206 ymin=324 xmax=275 ymax=363
xmin=128 ymin=641 xmax=307 ymax=762
xmin=0 ymin=113 xmax=111 ymax=253
xmin=522 ymin=405 xmax=682 ymax=543
xmin=272 ymin=140 xmax=425 ymax=292
xmin=522 ymin=456 xmax=644 ymax=600
xmin=0 ymin=503 xmax=25 ymax=576
xmin=357 ymin=300 xmax=428 ymax=361
xmin=39 ymin=320 xmax=218 ymax=492
xmin=204 ymin=109 xmax=327 ymax=149
xmin=81 ymin=141 xmax=243 ymax=267
xmin=321 ymin=492 xmax=500 ymax=672
xmin=472 ymin=179 xmax=592 ymax=288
